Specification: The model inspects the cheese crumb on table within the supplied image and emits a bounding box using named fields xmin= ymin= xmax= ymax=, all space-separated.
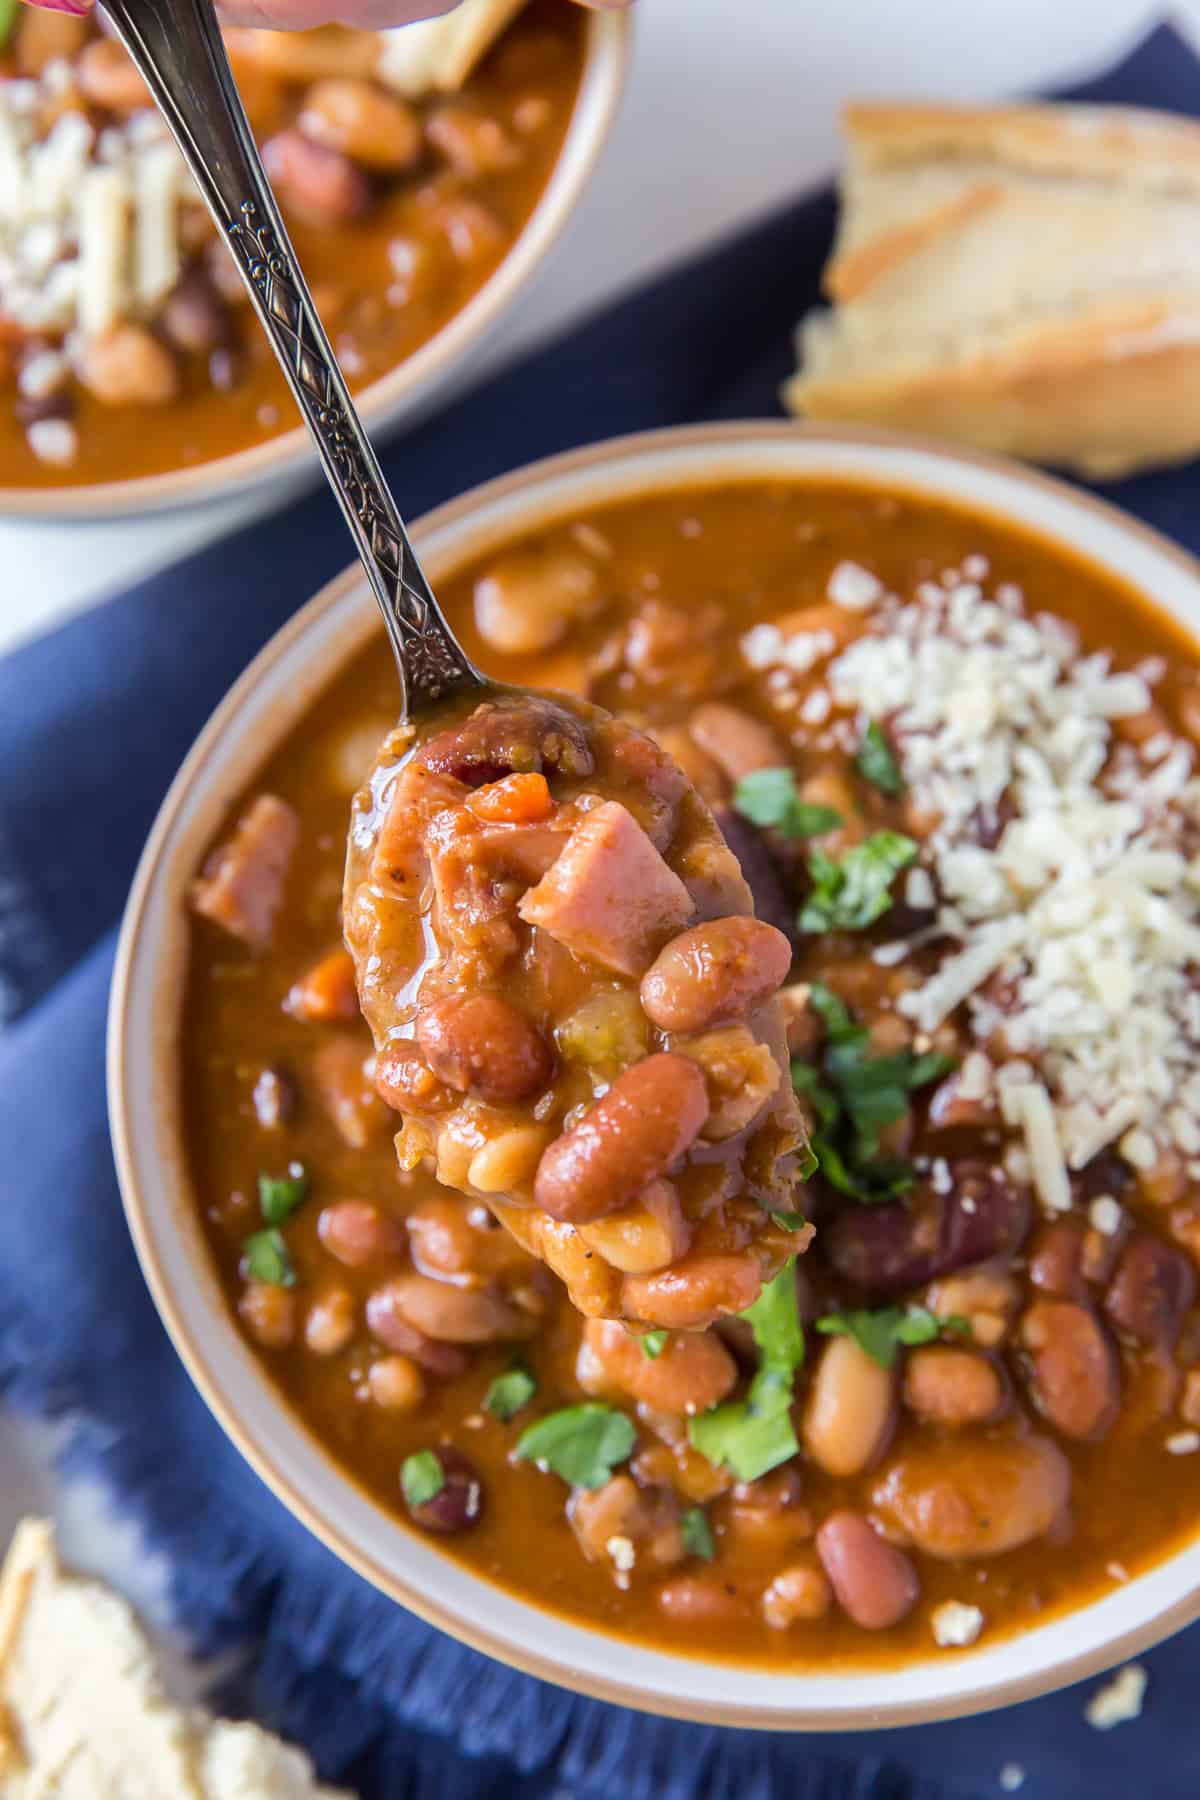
xmin=998 ymin=1766 xmax=1026 ymax=1793
xmin=1084 ymin=1662 xmax=1148 ymax=1730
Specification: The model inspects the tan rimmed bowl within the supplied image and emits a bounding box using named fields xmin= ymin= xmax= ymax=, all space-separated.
xmin=110 ymin=422 xmax=1200 ymax=1728
xmin=2 ymin=8 xmax=629 ymax=520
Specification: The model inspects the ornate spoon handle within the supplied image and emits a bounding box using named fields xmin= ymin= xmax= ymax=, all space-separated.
xmin=101 ymin=0 xmax=484 ymax=716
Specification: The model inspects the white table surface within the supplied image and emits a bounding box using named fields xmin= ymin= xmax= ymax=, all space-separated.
xmin=5 ymin=0 xmax=1200 ymax=1659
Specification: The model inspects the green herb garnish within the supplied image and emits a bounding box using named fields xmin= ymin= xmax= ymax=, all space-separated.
xmin=0 ymin=0 xmax=18 ymax=51
xmin=816 ymin=1306 xmax=969 ymax=1369
xmin=257 ymin=1162 xmax=309 ymax=1226
xmin=855 ymin=720 xmax=905 ymax=796
xmin=680 ymin=1507 xmax=716 ymax=1561
xmin=770 ymin=1210 xmax=808 ymax=1231
xmin=734 ymin=768 xmax=842 ymax=839
xmin=515 ymin=1404 xmax=635 ymax=1490
xmin=242 ymin=1228 xmax=295 ymax=1288
xmin=642 ymin=1331 xmax=669 ymax=1359
xmin=483 ymin=1362 xmax=537 ymax=1421
xmin=689 ymin=1262 xmax=804 ymax=1482
xmin=401 ymin=1449 xmax=446 ymax=1507
xmin=791 ymin=984 xmax=954 ymax=1200
xmin=799 ymin=831 xmax=919 ymax=934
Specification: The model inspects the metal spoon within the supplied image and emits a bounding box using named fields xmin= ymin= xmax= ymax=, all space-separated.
xmin=101 ymin=0 xmax=486 ymax=721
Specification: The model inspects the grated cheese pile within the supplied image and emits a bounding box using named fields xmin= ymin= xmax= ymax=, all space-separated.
xmin=0 ymin=59 xmax=194 ymax=441
xmin=746 ymin=557 xmax=1200 ymax=1215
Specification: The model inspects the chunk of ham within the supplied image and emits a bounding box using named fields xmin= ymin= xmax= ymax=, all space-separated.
xmin=518 ymin=800 xmax=694 ymax=976
xmin=190 ymin=794 xmax=298 ymax=951
xmin=309 ymin=1035 xmax=390 ymax=1148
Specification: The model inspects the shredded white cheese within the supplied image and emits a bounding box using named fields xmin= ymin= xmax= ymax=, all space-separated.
xmin=827 ymin=560 xmax=884 ymax=611
xmin=606 ymin=1535 xmax=636 ymax=1573
xmin=1165 ymin=1430 xmax=1200 ymax=1455
xmin=1084 ymin=1662 xmax=1148 ymax=1730
xmin=930 ymin=1600 xmax=984 ymax=1647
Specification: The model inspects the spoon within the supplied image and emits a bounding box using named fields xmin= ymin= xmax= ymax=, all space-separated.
xmin=105 ymin=0 xmax=812 ymax=1328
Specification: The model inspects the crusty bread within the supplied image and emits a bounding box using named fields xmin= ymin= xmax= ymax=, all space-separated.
xmin=0 ymin=1520 xmax=351 ymax=1799
xmin=785 ymin=101 xmax=1200 ymax=477
xmin=375 ymin=0 xmax=528 ymax=97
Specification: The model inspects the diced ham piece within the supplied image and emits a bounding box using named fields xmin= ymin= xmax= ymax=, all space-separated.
xmin=190 ymin=794 xmax=299 ymax=951
xmin=518 ymin=800 xmax=694 ymax=976
xmin=309 ymin=1034 xmax=390 ymax=1148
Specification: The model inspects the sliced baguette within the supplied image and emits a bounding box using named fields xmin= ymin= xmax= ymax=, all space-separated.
xmin=786 ymin=101 xmax=1200 ymax=477
xmin=0 ymin=1519 xmax=351 ymax=1800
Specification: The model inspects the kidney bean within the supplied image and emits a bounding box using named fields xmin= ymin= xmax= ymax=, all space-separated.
xmin=252 ymin=1066 xmax=296 ymax=1130
xmin=815 ymin=1511 xmax=918 ymax=1631
xmin=416 ymin=991 xmax=553 ymax=1106
xmin=640 ymin=916 xmax=792 ymax=1035
xmin=299 ymin=78 xmax=422 ymax=171
xmin=762 ymin=1559 xmax=832 ymax=1628
xmin=160 ymin=265 xmax=233 ymax=356
xmin=405 ymin=1446 xmax=483 ymax=1534
xmin=1028 ymin=1218 xmax=1088 ymax=1300
xmin=872 ymin=1433 xmax=1070 ymax=1558
xmin=262 ymin=129 xmax=370 ymax=226
xmin=621 ymin=1250 xmax=763 ymax=1331
xmin=579 ymin=1317 xmax=737 ymax=1416
xmin=1076 ymin=1146 xmax=1134 ymax=1200
xmin=710 ymin=805 xmax=798 ymax=946
xmin=824 ymin=1163 xmax=1029 ymax=1297
xmin=534 ymin=1053 xmax=709 ymax=1224
xmin=1019 ymin=1299 xmax=1120 ymax=1440
xmin=1104 ymin=1234 xmax=1197 ymax=1351
xmin=363 ymin=1304 xmax=468 ymax=1378
xmin=318 ymin=1200 xmax=405 ymax=1269
xmin=804 ymin=1336 xmax=896 ymax=1478
xmin=902 ymin=1346 xmax=1007 ymax=1427
xmin=687 ymin=704 xmax=787 ymax=783
xmin=367 ymin=1272 xmax=533 ymax=1346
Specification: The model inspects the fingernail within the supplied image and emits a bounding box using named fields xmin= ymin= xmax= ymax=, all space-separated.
xmin=31 ymin=0 xmax=94 ymax=14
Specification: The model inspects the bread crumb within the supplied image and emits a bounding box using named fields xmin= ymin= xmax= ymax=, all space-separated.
xmin=1085 ymin=1662 xmax=1147 ymax=1729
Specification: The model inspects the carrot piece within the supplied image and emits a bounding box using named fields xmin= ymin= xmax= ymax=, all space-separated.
xmin=466 ymin=771 xmax=554 ymax=824
xmin=285 ymin=947 xmax=360 ymax=1022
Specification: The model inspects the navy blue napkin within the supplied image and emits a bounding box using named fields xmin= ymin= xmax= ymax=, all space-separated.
xmin=4 ymin=23 xmax=1200 ymax=1800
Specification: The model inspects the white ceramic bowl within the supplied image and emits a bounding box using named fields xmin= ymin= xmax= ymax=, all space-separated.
xmin=109 ymin=422 xmax=1200 ymax=1729
xmin=2 ymin=9 xmax=629 ymax=520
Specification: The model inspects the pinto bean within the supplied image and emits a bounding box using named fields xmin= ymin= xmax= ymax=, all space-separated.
xmin=621 ymin=1251 xmax=764 ymax=1331
xmin=902 ymin=1347 xmax=1007 ymax=1427
xmin=577 ymin=1178 xmax=692 ymax=1275
xmin=239 ymin=1281 xmax=296 ymax=1349
xmin=656 ymin=1575 xmax=743 ymax=1627
xmin=687 ymin=704 xmax=786 ymax=783
xmin=367 ymin=1272 xmax=533 ymax=1346
xmin=578 ymin=1317 xmax=737 ymax=1416
xmin=406 ymin=1190 xmax=534 ymax=1283
xmin=1020 ymin=1300 xmax=1120 ymax=1440
xmin=534 ymin=1053 xmax=708 ymax=1224
xmin=76 ymin=38 xmax=150 ymax=112
xmin=473 ymin=548 xmax=603 ymax=655
xmin=568 ymin=1474 xmax=683 ymax=1571
xmin=405 ymin=1446 xmax=483 ymax=1534
xmin=318 ymin=1199 xmax=405 ymax=1269
xmin=762 ymin=1558 xmax=832 ymax=1627
xmin=299 ymin=78 xmax=422 ymax=170
xmin=723 ymin=1469 xmax=812 ymax=1556
xmin=368 ymin=1353 xmax=426 ymax=1411
xmin=363 ymin=1304 xmax=468 ymax=1377
xmin=1028 ymin=1218 xmax=1088 ymax=1300
xmin=815 ymin=1511 xmax=918 ymax=1630
xmin=872 ymin=1433 xmax=1070 ymax=1558
xmin=1104 ymin=1233 xmax=1197 ymax=1351
xmin=417 ymin=992 xmax=553 ymax=1105
xmin=304 ymin=1286 xmax=355 ymax=1356
xmin=803 ymin=1336 xmax=896 ymax=1477
xmin=77 ymin=325 xmax=178 ymax=407
xmin=640 ymin=917 xmax=792 ymax=1034
xmin=263 ymin=129 xmax=370 ymax=226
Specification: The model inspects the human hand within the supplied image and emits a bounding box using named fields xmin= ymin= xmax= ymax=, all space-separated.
xmin=28 ymin=0 xmax=630 ymax=27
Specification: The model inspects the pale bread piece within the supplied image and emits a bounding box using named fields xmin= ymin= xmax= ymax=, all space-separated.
xmin=785 ymin=100 xmax=1200 ymax=477
xmin=0 ymin=1520 xmax=352 ymax=1800
xmin=375 ymin=0 xmax=528 ymax=97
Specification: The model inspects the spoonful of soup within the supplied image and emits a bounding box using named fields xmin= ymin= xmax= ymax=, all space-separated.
xmin=106 ymin=0 xmax=811 ymax=1327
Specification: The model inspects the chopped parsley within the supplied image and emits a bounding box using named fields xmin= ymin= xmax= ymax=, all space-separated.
xmin=792 ymin=984 xmax=954 ymax=1201
xmin=816 ymin=1306 xmax=971 ymax=1369
xmin=257 ymin=1162 xmax=309 ymax=1226
xmin=514 ymin=1404 xmax=635 ymax=1490
xmin=799 ymin=831 xmax=919 ymax=934
xmin=689 ymin=1261 xmax=804 ymax=1481
xmin=641 ymin=1331 xmax=669 ymax=1359
xmin=401 ymin=1449 xmax=446 ymax=1507
xmin=680 ymin=1507 xmax=716 ymax=1561
xmin=855 ymin=720 xmax=905 ymax=796
xmin=483 ymin=1362 xmax=537 ymax=1421
xmin=734 ymin=767 xmax=843 ymax=839
xmin=242 ymin=1227 xmax=294 ymax=1288
xmin=770 ymin=1210 xmax=808 ymax=1232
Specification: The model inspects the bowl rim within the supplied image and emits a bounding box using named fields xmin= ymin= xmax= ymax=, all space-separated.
xmin=0 ymin=7 xmax=630 ymax=521
xmin=109 ymin=419 xmax=1200 ymax=1730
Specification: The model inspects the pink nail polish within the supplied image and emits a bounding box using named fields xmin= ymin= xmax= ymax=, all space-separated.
xmin=28 ymin=0 xmax=93 ymax=14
